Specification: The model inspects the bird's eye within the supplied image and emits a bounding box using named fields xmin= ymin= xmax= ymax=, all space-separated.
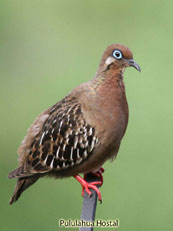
xmin=112 ymin=49 xmax=123 ymax=60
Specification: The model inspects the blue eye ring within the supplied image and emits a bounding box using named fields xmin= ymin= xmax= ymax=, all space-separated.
xmin=112 ymin=49 xmax=123 ymax=60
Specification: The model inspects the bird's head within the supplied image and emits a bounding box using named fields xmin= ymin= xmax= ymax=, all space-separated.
xmin=99 ymin=44 xmax=141 ymax=73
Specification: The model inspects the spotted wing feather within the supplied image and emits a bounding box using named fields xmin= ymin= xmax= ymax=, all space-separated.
xmin=27 ymin=97 xmax=98 ymax=173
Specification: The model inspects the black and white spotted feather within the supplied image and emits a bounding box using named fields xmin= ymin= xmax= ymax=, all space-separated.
xmin=26 ymin=97 xmax=99 ymax=174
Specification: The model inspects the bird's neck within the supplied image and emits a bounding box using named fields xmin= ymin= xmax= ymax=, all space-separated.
xmin=92 ymin=68 xmax=125 ymax=94
xmin=85 ymin=67 xmax=128 ymax=135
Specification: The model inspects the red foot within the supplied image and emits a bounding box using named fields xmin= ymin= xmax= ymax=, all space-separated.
xmin=74 ymin=175 xmax=102 ymax=202
xmin=74 ymin=168 xmax=105 ymax=203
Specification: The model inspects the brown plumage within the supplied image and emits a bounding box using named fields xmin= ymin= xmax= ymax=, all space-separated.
xmin=8 ymin=44 xmax=140 ymax=204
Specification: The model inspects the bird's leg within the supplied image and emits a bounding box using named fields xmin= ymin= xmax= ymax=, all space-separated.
xmin=84 ymin=167 xmax=105 ymax=186
xmin=74 ymin=174 xmax=102 ymax=202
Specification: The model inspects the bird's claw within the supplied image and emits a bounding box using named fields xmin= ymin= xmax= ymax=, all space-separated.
xmin=74 ymin=167 xmax=104 ymax=202
xmin=81 ymin=180 xmax=102 ymax=201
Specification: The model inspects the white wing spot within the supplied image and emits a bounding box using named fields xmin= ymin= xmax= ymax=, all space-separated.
xmin=79 ymin=136 xmax=83 ymax=144
xmin=77 ymin=149 xmax=80 ymax=159
xmin=67 ymin=114 xmax=70 ymax=123
xmin=50 ymin=157 xmax=54 ymax=169
xmin=56 ymin=164 xmax=60 ymax=169
xmin=84 ymin=141 xmax=88 ymax=148
xmin=40 ymin=132 xmax=45 ymax=145
xmin=76 ymin=158 xmax=82 ymax=164
xmin=70 ymin=147 xmax=73 ymax=161
xmin=80 ymin=143 xmax=85 ymax=149
xmin=74 ymin=136 xmax=78 ymax=149
xmin=63 ymin=144 xmax=66 ymax=152
xmin=88 ymin=127 xmax=93 ymax=136
xmin=67 ymin=106 xmax=73 ymax=114
xmin=62 ymin=162 xmax=66 ymax=168
xmin=53 ymin=119 xmax=56 ymax=124
xmin=59 ymin=120 xmax=63 ymax=133
xmin=43 ymin=155 xmax=48 ymax=166
xmin=84 ymin=150 xmax=88 ymax=158
xmin=89 ymin=137 xmax=96 ymax=152
xmin=56 ymin=146 xmax=60 ymax=159
xmin=51 ymin=128 xmax=55 ymax=134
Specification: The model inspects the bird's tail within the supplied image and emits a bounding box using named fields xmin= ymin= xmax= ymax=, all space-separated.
xmin=8 ymin=166 xmax=33 ymax=179
xmin=9 ymin=176 xmax=39 ymax=205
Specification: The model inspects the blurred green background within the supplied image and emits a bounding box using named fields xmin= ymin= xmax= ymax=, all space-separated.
xmin=1 ymin=0 xmax=173 ymax=230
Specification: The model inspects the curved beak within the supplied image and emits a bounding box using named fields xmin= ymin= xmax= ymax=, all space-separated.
xmin=128 ymin=59 xmax=141 ymax=72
